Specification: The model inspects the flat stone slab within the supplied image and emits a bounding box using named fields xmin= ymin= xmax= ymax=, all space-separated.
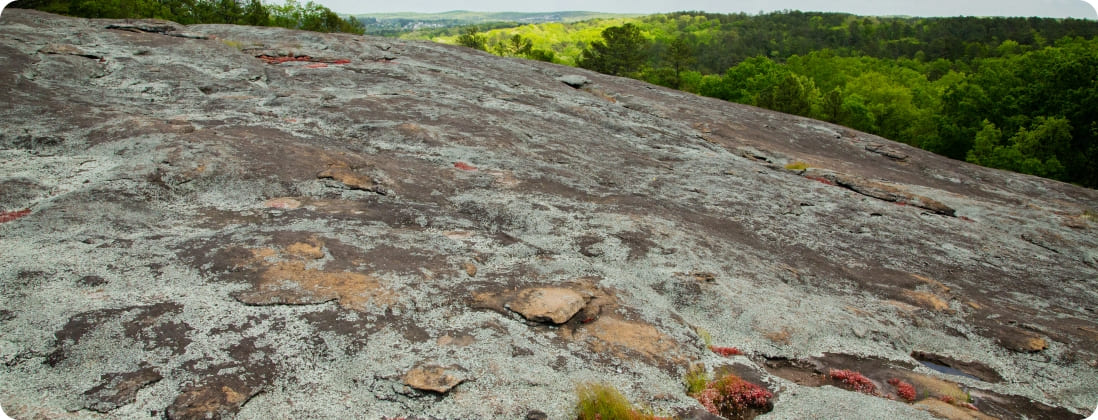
xmin=506 ymin=287 xmax=587 ymax=324
xmin=403 ymin=364 xmax=466 ymax=394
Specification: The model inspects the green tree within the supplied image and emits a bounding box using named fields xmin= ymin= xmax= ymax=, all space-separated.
xmin=709 ymin=56 xmax=786 ymax=104
xmin=967 ymin=117 xmax=1071 ymax=180
xmin=666 ymin=36 xmax=695 ymax=74
xmin=966 ymin=119 xmax=1004 ymax=166
xmin=578 ymin=23 xmax=648 ymax=76
xmin=819 ymin=87 xmax=845 ymax=123
xmin=241 ymin=0 xmax=269 ymax=26
xmin=493 ymin=34 xmax=533 ymax=56
xmin=839 ymin=93 xmax=877 ymax=133
xmin=757 ymin=73 xmax=818 ymax=116
xmin=214 ymin=0 xmax=243 ymax=24
xmin=457 ymin=26 xmax=488 ymax=51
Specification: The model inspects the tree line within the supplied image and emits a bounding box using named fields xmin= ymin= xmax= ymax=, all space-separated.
xmin=9 ymin=0 xmax=365 ymax=34
xmin=452 ymin=12 xmax=1098 ymax=188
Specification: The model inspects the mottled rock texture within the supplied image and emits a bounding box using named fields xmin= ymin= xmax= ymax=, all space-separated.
xmin=1 ymin=9 xmax=1097 ymax=419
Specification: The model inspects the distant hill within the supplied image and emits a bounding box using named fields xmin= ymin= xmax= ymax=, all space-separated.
xmin=353 ymin=10 xmax=637 ymax=36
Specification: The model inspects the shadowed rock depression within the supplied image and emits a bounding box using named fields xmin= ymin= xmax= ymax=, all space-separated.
xmin=1 ymin=9 xmax=1097 ymax=419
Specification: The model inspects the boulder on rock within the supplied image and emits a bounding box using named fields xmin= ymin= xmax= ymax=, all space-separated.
xmin=402 ymin=364 xmax=466 ymax=394
xmin=506 ymin=287 xmax=588 ymax=324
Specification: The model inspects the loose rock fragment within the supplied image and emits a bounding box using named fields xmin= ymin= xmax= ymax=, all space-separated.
xmin=463 ymin=262 xmax=477 ymax=277
xmin=39 ymin=43 xmax=101 ymax=59
xmin=166 ymin=376 xmax=262 ymax=419
xmin=506 ymin=287 xmax=587 ymax=324
xmin=402 ymin=364 xmax=466 ymax=394
xmin=556 ymin=75 xmax=590 ymax=88
xmin=317 ymin=166 xmax=378 ymax=191
xmin=691 ymin=271 xmax=716 ymax=283
xmin=996 ymin=328 xmax=1048 ymax=353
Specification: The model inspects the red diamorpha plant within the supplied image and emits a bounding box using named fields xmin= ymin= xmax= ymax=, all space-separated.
xmin=960 ymin=402 xmax=979 ymax=411
xmin=829 ymin=369 xmax=877 ymax=395
xmin=0 ymin=208 xmax=31 ymax=223
xmin=887 ymin=378 xmax=916 ymax=402
xmin=257 ymin=54 xmax=313 ymax=64
xmin=691 ymin=374 xmax=773 ymax=417
xmin=453 ymin=162 xmax=478 ymax=171
xmin=938 ymin=395 xmax=955 ymax=404
xmin=256 ymin=55 xmax=351 ymax=65
xmin=805 ymin=176 xmax=835 ymax=185
xmin=709 ymin=346 xmax=744 ymax=357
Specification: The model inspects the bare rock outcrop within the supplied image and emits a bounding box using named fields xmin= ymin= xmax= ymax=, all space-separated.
xmin=1 ymin=9 xmax=1097 ymax=419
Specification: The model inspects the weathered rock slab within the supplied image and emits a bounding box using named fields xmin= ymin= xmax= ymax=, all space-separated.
xmin=403 ymin=364 xmax=467 ymax=394
xmin=506 ymin=287 xmax=588 ymax=324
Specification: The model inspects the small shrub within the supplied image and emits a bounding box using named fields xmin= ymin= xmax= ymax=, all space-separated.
xmin=709 ymin=346 xmax=744 ymax=357
xmin=829 ymin=369 xmax=877 ymax=395
xmin=784 ymin=161 xmax=809 ymax=171
xmin=887 ymin=378 xmax=916 ymax=402
xmin=575 ymin=383 xmax=664 ymax=420
xmin=690 ymin=374 xmax=773 ymax=419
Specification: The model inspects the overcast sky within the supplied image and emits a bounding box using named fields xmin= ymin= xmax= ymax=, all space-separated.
xmin=322 ymin=0 xmax=1098 ymax=18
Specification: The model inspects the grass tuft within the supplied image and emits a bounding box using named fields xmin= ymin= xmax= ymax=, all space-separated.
xmin=684 ymin=364 xmax=709 ymax=394
xmin=221 ymin=39 xmax=245 ymax=49
xmin=575 ymin=383 xmax=665 ymax=420
xmin=784 ymin=161 xmax=810 ymax=171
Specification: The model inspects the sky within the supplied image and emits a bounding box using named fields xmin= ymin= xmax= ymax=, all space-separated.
xmin=323 ymin=0 xmax=1098 ymax=18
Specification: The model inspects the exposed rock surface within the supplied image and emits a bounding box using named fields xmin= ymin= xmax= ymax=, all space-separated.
xmin=1 ymin=9 xmax=1097 ymax=419
xmin=403 ymin=364 xmax=467 ymax=394
xmin=506 ymin=287 xmax=588 ymax=324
